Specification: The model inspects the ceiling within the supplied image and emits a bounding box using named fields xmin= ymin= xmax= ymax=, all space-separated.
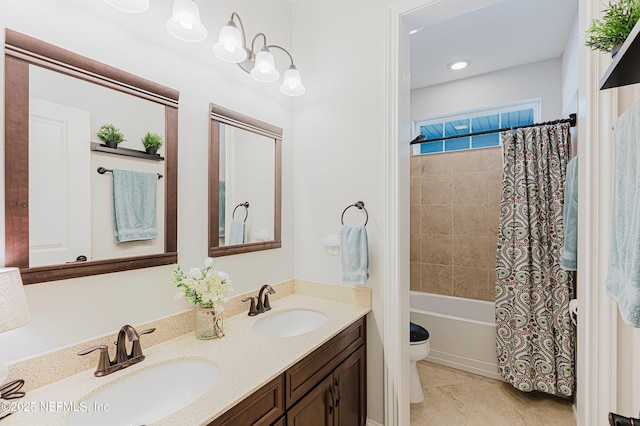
xmin=408 ymin=0 xmax=578 ymax=90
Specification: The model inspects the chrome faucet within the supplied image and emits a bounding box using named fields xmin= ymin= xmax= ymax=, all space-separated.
xmin=256 ymin=284 xmax=276 ymax=313
xmin=78 ymin=325 xmax=155 ymax=377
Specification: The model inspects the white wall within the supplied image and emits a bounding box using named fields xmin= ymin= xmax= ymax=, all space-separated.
xmin=411 ymin=58 xmax=563 ymax=124
xmin=291 ymin=0 xmax=387 ymax=423
xmin=0 ymin=0 xmax=295 ymax=363
xmin=561 ymin=13 xmax=579 ymax=117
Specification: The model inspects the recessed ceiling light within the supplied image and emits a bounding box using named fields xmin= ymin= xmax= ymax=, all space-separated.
xmin=447 ymin=59 xmax=470 ymax=71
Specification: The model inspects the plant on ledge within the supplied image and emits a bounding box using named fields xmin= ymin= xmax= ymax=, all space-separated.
xmin=141 ymin=131 xmax=163 ymax=155
xmin=97 ymin=123 xmax=125 ymax=148
xmin=585 ymin=0 xmax=640 ymax=55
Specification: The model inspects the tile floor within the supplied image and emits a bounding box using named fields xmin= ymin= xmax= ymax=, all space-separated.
xmin=410 ymin=361 xmax=576 ymax=425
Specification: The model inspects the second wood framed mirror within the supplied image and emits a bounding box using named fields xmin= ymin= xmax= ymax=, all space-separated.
xmin=208 ymin=103 xmax=282 ymax=256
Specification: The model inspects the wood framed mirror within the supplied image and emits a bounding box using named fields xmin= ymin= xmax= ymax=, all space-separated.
xmin=209 ymin=103 xmax=282 ymax=256
xmin=4 ymin=29 xmax=179 ymax=284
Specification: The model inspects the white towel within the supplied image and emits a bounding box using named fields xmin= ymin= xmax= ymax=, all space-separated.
xmin=228 ymin=219 xmax=245 ymax=245
xmin=560 ymin=156 xmax=578 ymax=271
xmin=112 ymin=169 xmax=158 ymax=243
xmin=340 ymin=225 xmax=369 ymax=284
xmin=606 ymin=100 xmax=640 ymax=327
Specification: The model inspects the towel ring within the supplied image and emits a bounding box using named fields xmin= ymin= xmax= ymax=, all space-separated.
xmin=232 ymin=202 xmax=250 ymax=223
xmin=341 ymin=201 xmax=368 ymax=226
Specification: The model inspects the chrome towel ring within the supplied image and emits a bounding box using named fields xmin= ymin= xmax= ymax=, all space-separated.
xmin=232 ymin=201 xmax=250 ymax=223
xmin=341 ymin=201 xmax=368 ymax=226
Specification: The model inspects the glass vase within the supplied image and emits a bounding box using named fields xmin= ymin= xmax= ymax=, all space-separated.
xmin=195 ymin=307 xmax=224 ymax=340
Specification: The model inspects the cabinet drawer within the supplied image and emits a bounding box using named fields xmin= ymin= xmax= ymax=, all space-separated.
xmin=209 ymin=375 xmax=284 ymax=426
xmin=285 ymin=317 xmax=365 ymax=407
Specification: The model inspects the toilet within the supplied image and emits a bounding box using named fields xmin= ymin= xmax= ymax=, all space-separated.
xmin=410 ymin=322 xmax=431 ymax=404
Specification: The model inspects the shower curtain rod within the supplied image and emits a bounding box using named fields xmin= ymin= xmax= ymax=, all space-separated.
xmin=410 ymin=113 xmax=577 ymax=145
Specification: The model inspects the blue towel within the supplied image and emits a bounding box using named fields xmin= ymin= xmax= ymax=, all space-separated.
xmin=228 ymin=219 xmax=245 ymax=245
xmin=560 ymin=156 xmax=578 ymax=271
xmin=112 ymin=169 xmax=158 ymax=243
xmin=340 ymin=225 xmax=369 ymax=284
xmin=606 ymin=100 xmax=640 ymax=327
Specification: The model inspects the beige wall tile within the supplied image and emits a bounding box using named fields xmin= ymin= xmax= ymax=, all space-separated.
xmin=410 ymin=155 xmax=421 ymax=176
xmin=421 ymin=153 xmax=453 ymax=175
xmin=452 ymin=267 xmax=489 ymax=300
xmin=486 ymin=268 xmax=496 ymax=302
xmin=453 ymin=172 xmax=488 ymax=205
xmin=484 ymin=147 xmax=504 ymax=171
xmin=453 ymin=204 xmax=488 ymax=237
xmin=453 ymin=235 xmax=490 ymax=268
xmin=449 ymin=149 xmax=488 ymax=173
xmin=411 ymin=176 xmax=422 ymax=205
xmin=422 ymin=174 xmax=453 ymax=205
xmin=410 ymin=262 xmax=422 ymax=292
xmin=422 ymin=234 xmax=452 ymax=265
xmin=421 ymin=264 xmax=453 ymax=295
xmin=421 ymin=205 xmax=452 ymax=235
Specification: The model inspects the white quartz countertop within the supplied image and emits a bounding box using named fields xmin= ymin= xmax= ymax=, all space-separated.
xmin=1 ymin=294 xmax=369 ymax=425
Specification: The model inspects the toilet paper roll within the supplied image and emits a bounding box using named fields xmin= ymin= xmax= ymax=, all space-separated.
xmin=569 ymin=299 xmax=578 ymax=326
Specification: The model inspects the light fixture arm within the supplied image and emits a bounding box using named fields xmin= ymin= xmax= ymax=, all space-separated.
xmin=267 ymin=44 xmax=295 ymax=67
xmin=250 ymin=33 xmax=269 ymax=53
xmin=230 ymin=12 xmax=247 ymax=50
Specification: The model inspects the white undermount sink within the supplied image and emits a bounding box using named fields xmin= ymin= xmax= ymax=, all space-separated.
xmin=253 ymin=309 xmax=328 ymax=337
xmin=65 ymin=358 xmax=220 ymax=426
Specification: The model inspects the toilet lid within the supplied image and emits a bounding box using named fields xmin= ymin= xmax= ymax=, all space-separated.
xmin=410 ymin=322 xmax=429 ymax=343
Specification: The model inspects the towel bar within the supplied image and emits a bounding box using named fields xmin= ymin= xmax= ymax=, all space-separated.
xmin=232 ymin=202 xmax=250 ymax=223
xmin=341 ymin=201 xmax=368 ymax=226
xmin=97 ymin=167 xmax=163 ymax=179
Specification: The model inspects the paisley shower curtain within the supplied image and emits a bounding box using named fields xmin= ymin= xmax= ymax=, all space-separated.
xmin=495 ymin=123 xmax=575 ymax=397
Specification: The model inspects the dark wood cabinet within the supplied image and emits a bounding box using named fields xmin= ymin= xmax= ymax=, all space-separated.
xmin=208 ymin=375 xmax=284 ymax=426
xmin=287 ymin=346 xmax=366 ymax=426
xmin=208 ymin=316 xmax=366 ymax=426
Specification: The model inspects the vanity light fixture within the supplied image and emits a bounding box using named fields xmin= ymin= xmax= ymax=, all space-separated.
xmin=213 ymin=12 xmax=306 ymax=96
xmin=447 ymin=59 xmax=470 ymax=71
xmin=104 ymin=0 xmax=149 ymax=13
xmin=166 ymin=0 xmax=208 ymax=43
xmin=0 ymin=268 xmax=31 ymax=384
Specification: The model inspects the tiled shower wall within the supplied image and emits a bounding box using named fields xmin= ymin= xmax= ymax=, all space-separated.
xmin=410 ymin=147 xmax=503 ymax=302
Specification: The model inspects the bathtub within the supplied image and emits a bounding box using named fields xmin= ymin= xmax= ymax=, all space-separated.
xmin=409 ymin=291 xmax=500 ymax=380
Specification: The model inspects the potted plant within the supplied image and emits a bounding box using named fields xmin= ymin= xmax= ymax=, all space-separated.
xmin=97 ymin=123 xmax=125 ymax=149
xmin=585 ymin=0 xmax=640 ymax=57
xmin=141 ymin=131 xmax=163 ymax=156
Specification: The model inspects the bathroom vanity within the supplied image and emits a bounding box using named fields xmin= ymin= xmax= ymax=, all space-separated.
xmin=1 ymin=288 xmax=370 ymax=426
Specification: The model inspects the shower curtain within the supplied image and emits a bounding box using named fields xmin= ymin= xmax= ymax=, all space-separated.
xmin=495 ymin=123 xmax=575 ymax=397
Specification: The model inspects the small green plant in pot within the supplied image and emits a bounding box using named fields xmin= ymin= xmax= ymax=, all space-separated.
xmin=141 ymin=131 xmax=163 ymax=156
xmin=97 ymin=123 xmax=125 ymax=149
xmin=585 ymin=0 xmax=640 ymax=56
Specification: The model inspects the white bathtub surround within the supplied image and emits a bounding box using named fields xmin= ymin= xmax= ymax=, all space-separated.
xmin=409 ymin=291 xmax=499 ymax=380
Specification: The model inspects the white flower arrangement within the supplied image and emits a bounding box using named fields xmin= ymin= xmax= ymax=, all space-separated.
xmin=172 ymin=258 xmax=233 ymax=311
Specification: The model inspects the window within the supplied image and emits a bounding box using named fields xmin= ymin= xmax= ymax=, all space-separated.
xmin=413 ymin=99 xmax=540 ymax=155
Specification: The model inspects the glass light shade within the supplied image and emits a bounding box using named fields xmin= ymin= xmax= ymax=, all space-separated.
xmin=250 ymin=49 xmax=279 ymax=82
xmin=213 ymin=22 xmax=247 ymax=63
xmin=166 ymin=0 xmax=208 ymax=43
xmin=104 ymin=0 xmax=149 ymax=13
xmin=280 ymin=66 xmax=306 ymax=96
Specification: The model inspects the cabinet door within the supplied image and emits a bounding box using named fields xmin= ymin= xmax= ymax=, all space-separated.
xmin=334 ymin=346 xmax=366 ymax=426
xmin=286 ymin=375 xmax=334 ymax=426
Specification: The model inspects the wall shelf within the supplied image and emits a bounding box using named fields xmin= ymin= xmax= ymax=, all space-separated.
xmin=90 ymin=142 xmax=164 ymax=161
xmin=600 ymin=19 xmax=640 ymax=90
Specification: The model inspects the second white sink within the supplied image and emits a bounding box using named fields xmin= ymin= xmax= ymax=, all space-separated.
xmin=253 ymin=309 xmax=328 ymax=337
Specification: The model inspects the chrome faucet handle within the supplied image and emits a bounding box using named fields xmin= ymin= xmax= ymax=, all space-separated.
xmin=242 ymin=296 xmax=259 ymax=316
xmin=78 ymin=345 xmax=112 ymax=377
xmin=130 ymin=328 xmax=155 ymax=359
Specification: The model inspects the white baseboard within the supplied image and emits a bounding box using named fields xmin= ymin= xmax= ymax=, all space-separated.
xmin=367 ymin=418 xmax=384 ymax=426
xmin=426 ymin=349 xmax=501 ymax=381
